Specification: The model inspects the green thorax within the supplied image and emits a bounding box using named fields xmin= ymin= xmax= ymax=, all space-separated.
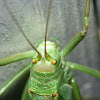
xmin=29 ymin=41 xmax=64 ymax=95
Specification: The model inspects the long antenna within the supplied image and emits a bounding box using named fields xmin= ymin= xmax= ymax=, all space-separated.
xmin=45 ymin=0 xmax=53 ymax=57
xmin=3 ymin=0 xmax=42 ymax=58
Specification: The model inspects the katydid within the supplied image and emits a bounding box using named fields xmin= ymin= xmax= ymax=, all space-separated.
xmin=0 ymin=0 xmax=100 ymax=100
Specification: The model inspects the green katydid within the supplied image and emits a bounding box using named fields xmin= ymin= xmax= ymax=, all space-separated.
xmin=0 ymin=0 xmax=100 ymax=100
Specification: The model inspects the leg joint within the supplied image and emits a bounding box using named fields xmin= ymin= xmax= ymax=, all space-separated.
xmin=81 ymin=30 xmax=87 ymax=37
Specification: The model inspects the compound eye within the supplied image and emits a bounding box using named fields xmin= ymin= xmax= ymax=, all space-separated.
xmin=32 ymin=58 xmax=38 ymax=64
xmin=51 ymin=59 xmax=56 ymax=64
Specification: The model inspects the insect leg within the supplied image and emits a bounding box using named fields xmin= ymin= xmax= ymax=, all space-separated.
xmin=61 ymin=0 xmax=90 ymax=57
xmin=0 ymin=50 xmax=34 ymax=66
xmin=69 ymin=76 xmax=81 ymax=100
xmin=67 ymin=61 xmax=100 ymax=79
xmin=0 ymin=62 xmax=31 ymax=95
xmin=58 ymin=84 xmax=73 ymax=100
xmin=21 ymin=79 xmax=29 ymax=100
xmin=63 ymin=63 xmax=81 ymax=100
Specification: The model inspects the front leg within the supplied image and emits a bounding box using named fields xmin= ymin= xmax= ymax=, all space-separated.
xmin=0 ymin=50 xmax=34 ymax=66
xmin=0 ymin=62 xmax=31 ymax=96
xmin=67 ymin=61 xmax=100 ymax=79
xmin=61 ymin=0 xmax=90 ymax=56
xmin=65 ymin=61 xmax=100 ymax=99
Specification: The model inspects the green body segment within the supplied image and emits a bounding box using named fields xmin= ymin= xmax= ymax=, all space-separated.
xmin=30 ymin=71 xmax=63 ymax=95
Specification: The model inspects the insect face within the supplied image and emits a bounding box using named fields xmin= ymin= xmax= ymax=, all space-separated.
xmin=32 ymin=41 xmax=61 ymax=73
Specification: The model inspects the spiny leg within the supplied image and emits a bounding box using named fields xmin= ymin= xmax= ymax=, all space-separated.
xmin=61 ymin=0 xmax=90 ymax=56
xmin=0 ymin=50 xmax=34 ymax=66
xmin=67 ymin=61 xmax=100 ymax=79
xmin=0 ymin=62 xmax=31 ymax=95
